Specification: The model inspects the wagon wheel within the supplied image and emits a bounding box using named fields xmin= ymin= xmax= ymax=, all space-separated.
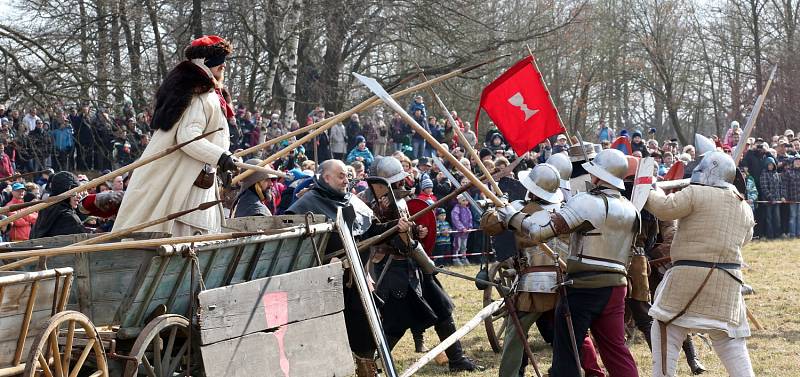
xmin=24 ymin=310 xmax=109 ymax=377
xmin=123 ymin=314 xmax=198 ymax=377
xmin=482 ymin=259 xmax=516 ymax=353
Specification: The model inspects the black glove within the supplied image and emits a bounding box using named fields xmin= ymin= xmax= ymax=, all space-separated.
xmin=217 ymin=152 xmax=240 ymax=173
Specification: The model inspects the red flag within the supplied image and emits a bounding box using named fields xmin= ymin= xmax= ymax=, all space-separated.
xmin=474 ymin=56 xmax=564 ymax=154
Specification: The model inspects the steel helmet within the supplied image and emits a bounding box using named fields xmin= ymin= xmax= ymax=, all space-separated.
xmin=372 ymin=156 xmax=408 ymax=184
xmin=582 ymin=149 xmax=628 ymax=190
xmin=690 ymin=151 xmax=736 ymax=189
xmin=694 ymin=133 xmax=717 ymax=157
xmin=517 ymin=163 xmax=564 ymax=204
xmin=546 ymin=152 xmax=572 ymax=191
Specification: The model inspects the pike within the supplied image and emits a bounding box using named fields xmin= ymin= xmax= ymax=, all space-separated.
xmin=0 ymin=200 xmax=223 ymax=271
xmin=232 ymin=56 xmax=508 ymax=186
xmin=401 ymin=300 xmax=503 ymax=377
xmin=1 ymin=169 xmax=50 ymax=182
xmin=0 ymin=128 xmax=224 ymax=222
xmin=733 ymin=65 xmax=778 ymax=162
xmin=415 ymin=63 xmax=504 ymax=197
xmin=353 ymin=72 xmax=505 ymax=208
xmin=654 ymin=65 xmax=778 ymax=192
xmin=332 ymin=154 xmax=523 ymax=260
xmin=0 ymin=224 xmax=334 ymax=261
xmin=232 ymin=72 xmax=421 ymax=159
xmin=234 ymin=162 xmax=289 ymax=179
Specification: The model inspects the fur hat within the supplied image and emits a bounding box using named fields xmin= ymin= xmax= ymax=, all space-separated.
xmin=184 ymin=35 xmax=233 ymax=68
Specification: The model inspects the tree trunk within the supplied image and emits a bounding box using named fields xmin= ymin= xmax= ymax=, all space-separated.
xmin=120 ymin=0 xmax=145 ymax=112
xmin=145 ymin=0 xmax=168 ymax=80
xmin=283 ymin=0 xmax=302 ymax=124
xmin=191 ymin=0 xmax=203 ymax=38
xmin=77 ymin=0 xmax=90 ymax=101
xmin=95 ymin=0 xmax=111 ymax=105
xmin=110 ymin=1 xmax=125 ymax=107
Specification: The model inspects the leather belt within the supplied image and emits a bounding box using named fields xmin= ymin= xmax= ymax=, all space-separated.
xmin=672 ymin=260 xmax=743 ymax=284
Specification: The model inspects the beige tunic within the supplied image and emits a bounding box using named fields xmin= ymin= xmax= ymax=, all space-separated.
xmin=113 ymin=74 xmax=230 ymax=236
xmin=645 ymin=185 xmax=754 ymax=336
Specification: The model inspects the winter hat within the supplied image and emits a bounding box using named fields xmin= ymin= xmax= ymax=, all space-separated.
xmin=420 ymin=178 xmax=433 ymax=190
xmin=355 ymin=135 xmax=366 ymax=144
xmin=479 ymin=148 xmax=493 ymax=160
xmin=184 ymin=35 xmax=233 ymax=68
xmin=632 ymin=130 xmax=643 ymax=139
xmin=435 ymin=208 xmax=446 ymax=216
xmin=764 ymin=156 xmax=777 ymax=168
xmin=620 ymin=129 xmax=629 ymax=138
xmin=649 ymin=128 xmax=657 ymax=135
xmin=49 ymin=171 xmax=80 ymax=196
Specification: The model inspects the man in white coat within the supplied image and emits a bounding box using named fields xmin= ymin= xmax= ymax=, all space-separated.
xmin=113 ymin=35 xmax=240 ymax=236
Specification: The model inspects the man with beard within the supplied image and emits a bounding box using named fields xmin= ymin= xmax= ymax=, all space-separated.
xmin=113 ymin=35 xmax=238 ymax=236
xmin=288 ymin=158 xmax=481 ymax=376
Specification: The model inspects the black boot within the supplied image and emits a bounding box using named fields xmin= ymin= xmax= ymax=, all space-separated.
xmin=412 ymin=330 xmax=429 ymax=353
xmin=434 ymin=318 xmax=485 ymax=372
xmin=683 ymin=336 xmax=707 ymax=375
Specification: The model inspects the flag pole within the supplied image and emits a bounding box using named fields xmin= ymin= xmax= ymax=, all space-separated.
xmin=526 ymin=45 xmax=573 ymax=145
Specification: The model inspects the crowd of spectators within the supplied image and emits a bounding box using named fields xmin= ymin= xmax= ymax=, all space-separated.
xmin=1 ymin=95 xmax=798 ymax=255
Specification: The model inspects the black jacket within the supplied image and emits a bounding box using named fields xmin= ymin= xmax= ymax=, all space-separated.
xmin=233 ymin=188 xmax=271 ymax=218
xmin=31 ymin=201 xmax=86 ymax=239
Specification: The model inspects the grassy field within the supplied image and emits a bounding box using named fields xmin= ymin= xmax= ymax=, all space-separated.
xmin=388 ymin=239 xmax=800 ymax=376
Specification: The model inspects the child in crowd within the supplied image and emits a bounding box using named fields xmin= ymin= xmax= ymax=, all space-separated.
xmin=434 ymin=208 xmax=452 ymax=265
xmin=417 ymin=178 xmax=436 ymax=204
xmin=450 ymin=193 xmax=473 ymax=266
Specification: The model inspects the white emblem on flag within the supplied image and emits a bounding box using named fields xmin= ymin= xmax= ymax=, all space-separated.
xmin=508 ymin=92 xmax=538 ymax=121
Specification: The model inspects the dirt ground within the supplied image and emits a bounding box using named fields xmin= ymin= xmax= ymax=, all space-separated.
xmin=388 ymin=239 xmax=800 ymax=376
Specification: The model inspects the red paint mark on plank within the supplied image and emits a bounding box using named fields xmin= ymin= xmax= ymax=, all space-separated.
xmin=263 ymin=291 xmax=290 ymax=377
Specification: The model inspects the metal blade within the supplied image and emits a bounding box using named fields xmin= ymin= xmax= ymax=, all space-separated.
xmin=335 ymin=208 xmax=398 ymax=377
xmin=352 ymin=73 xmax=408 ymax=118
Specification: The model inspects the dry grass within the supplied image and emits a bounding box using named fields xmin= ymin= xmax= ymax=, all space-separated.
xmin=389 ymin=239 xmax=800 ymax=376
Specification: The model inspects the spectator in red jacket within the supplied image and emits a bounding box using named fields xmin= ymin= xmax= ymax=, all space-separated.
xmin=6 ymin=182 xmax=37 ymax=241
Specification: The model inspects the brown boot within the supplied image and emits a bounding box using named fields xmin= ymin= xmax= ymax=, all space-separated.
xmin=354 ymin=355 xmax=378 ymax=377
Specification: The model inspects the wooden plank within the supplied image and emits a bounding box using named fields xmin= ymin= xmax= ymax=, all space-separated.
xmin=198 ymin=263 xmax=344 ymax=345
xmin=200 ymin=312 xmax=353 ymax=377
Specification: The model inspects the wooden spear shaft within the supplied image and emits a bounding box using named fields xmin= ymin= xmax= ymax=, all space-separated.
xmin=233 ymin=72 xmax=421 ymax=158
xmin=232 ymin=55 xmax=508 ymax=186
xmin=526 ymin=45 xmax=572 ymax=144
xmin=0 ymin=128 xmax=223 ymax=223
xmin=0 ymin=200 xmax=224 ymax=271
xmin=0 ymin=231 xmax=269 ymax=260
xmin=415 ymin=65 xmax=504 ymax=197
xmin=355 ymin=73 xmax=505 ymax=208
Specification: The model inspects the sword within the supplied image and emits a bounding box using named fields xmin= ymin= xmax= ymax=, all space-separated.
xmin=733 ymin=65 xmax=778 ymax=162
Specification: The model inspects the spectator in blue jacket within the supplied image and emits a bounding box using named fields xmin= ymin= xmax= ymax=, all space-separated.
xmin=346 ymin=135 xmax=374 ymax=169
xmin=51 ymin=121 xmax=75 ymax=171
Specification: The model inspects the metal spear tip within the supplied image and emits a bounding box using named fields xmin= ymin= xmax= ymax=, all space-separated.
xmin=197 ymin=200 xmax=224 ymax=210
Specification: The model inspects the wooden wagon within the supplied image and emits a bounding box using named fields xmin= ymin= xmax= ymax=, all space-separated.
xmin=0 ymin=267 xmax=109 ymax=377
xmin=3 ymin=215 xmax=334 ymax=376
